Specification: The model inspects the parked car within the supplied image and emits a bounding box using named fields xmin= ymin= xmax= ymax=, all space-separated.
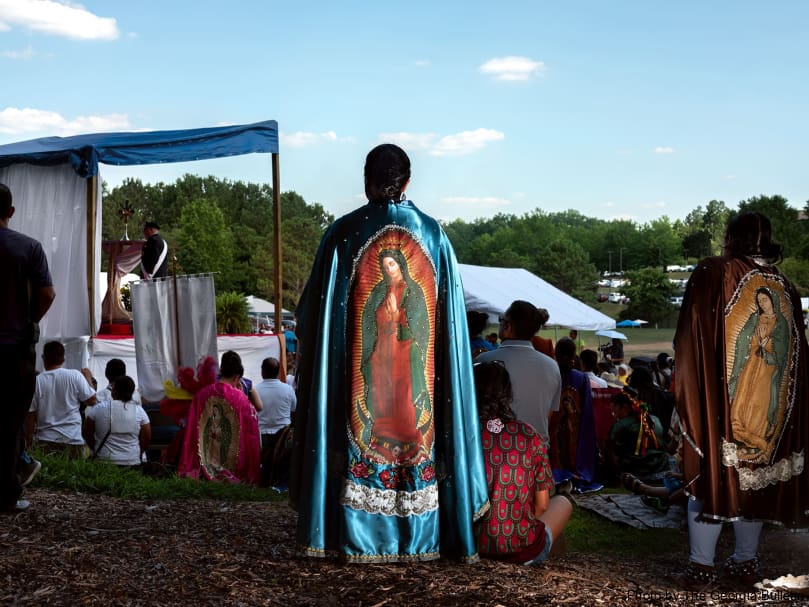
xmin=609 ymin=292 xmax=628 ymax=304
xmin=670 ymin=296 xmax=684 ymax=307
xmin=597 ymin=293 xmax=609 ymax=302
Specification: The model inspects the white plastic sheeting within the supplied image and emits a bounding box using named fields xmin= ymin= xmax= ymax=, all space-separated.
xmin=459 ymin=264 xmax=615 ymax=331
xmin=0 ymin=163 xmax=101 ymax=339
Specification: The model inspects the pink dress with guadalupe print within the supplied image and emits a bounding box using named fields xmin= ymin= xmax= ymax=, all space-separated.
xmin=476 ymin=420 xmax=555 ymax=563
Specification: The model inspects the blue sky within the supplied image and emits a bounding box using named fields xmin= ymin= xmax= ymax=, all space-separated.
xmin=1 ymin=1 xmax=807 ymax=224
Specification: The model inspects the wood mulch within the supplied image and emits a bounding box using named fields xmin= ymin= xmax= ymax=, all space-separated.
xmin=1 ymin=488 xmax=807 ymax=606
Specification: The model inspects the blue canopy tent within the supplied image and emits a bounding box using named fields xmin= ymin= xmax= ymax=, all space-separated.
xmin=0 ymin=120 xmax=283 ymax=337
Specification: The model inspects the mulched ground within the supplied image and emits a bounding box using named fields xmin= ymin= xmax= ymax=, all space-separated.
xmin=1 ymin=489 xmax=807 ymax=606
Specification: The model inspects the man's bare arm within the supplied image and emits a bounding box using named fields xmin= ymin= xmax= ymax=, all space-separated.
xmin=33 ymin=286 xmax=55 ymax=322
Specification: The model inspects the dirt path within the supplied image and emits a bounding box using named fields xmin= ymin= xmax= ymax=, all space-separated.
xmin=1 ymin=489 xmax=807 ymax=606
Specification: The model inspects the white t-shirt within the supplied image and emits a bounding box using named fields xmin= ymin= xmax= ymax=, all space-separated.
xmin=85 ymin=400 xmax=150 ymax=465
xmin=256 ymin=378 xmax=297 ymax=435
xmin=97 ymin=384 xmax=141 ymax=405
xmin=30 ymin=368 xmax=96 ymax=445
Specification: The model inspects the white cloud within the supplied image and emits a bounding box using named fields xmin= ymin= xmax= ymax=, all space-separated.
xmin=378 ymin=132 xmax=436 ymax=152
xmin=0 ymin=0 xmax=119 ymax=40
xmin=441 ymin=196 xmax=511 ymax=209
xmin=0 ymin=45 xmax=34 ymax=59
xmin=480 ymin=56 xmax=545 ymax=81
xmin=379 ymin=128 xmax=504 ymax=156
xmin=414 ymin=59 xmax=430 ymax=67
xmin=0 ymin=107 xmax=131 ymax=135
xmin=431 ymin=128 xmax=505 ymax=156
xmin=654 ymin=146 xmax=675 ymax=154
xmin=724 ymin=174 xmax=737 ymax=181
xmin=602 ymin=201 xmax=616 ymax=208
xmin=279 ymin=130 xmax=354 ymax=148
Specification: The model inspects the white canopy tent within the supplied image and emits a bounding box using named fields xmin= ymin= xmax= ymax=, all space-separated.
xmin=246 ymin=295 xmax=291 ymax=316
xmin=459 ymin=264 xmax=616 ymax=331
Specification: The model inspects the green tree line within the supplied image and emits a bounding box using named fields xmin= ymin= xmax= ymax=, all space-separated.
xmin=102 ymin=177 xmax=809 ymax=316
xmin=443 ymin=195 xmax=809 ymax=302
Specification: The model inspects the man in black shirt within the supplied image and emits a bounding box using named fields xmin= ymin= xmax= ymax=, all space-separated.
xmin=141 ymin=221 xmax=169 ymax=279
xmin=0 ymin=183 xmax=55 ymax=512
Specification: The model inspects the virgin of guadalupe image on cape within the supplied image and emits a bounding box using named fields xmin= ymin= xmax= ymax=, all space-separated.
xmin=290 ymin=143 xmax=488 ymax=563
xmin=352 ymin=244 xmax=434 ymax=465
xmin=199 ymin=399 xmax=239 ymax=476
xmin=726 ymin=280 xmax=794 ymax=463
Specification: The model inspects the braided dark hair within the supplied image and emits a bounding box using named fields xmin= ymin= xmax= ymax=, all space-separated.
xmin=364 ymin=144 xmax=411 ymax=203
xmin=473 ymin=361 xmax=516 ymax=424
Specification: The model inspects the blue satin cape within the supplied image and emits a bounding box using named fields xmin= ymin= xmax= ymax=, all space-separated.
xmin=290 ymin=200 xmax=489 ymax=562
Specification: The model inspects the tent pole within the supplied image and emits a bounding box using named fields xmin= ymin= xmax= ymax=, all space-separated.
xmin=272 ymin=153 xmax=283 ymax=333
xmin=86 ymin=176 xmax=98 ymax=337
xmin=173 ymin=273 xmax=181 ymax=369
xmin=271 ymin=152 xmax=288 ymax=379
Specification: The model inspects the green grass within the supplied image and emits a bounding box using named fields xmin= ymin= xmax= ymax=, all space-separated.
xmin=565 ymin=496 xmax=684 ymax=557
xmin=30 ymin=448 xmax=284 ymax=502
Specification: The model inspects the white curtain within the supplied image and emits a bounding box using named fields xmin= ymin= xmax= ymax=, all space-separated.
xmin=131 ymin=274 xmax=218 ymax=402
xmin=0 ymin=163 xmax=100 ymax=339
xmin=101 ymin=241 xmax=144 ymax=323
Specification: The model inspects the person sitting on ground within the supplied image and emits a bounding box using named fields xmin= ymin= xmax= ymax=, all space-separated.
xmin=476 ymin=300 xmax=561 ymax=446
xmin=83 ymin=376 xmax=151 ymax=466
xmin=219 ymin=350 xmax=262 ymax=412
xmin=651 ymin=352 xmax=673 ymax=391
xmin=473 ymin=360 xmax=572 ymax=565
xmin=550 ymin=337 xmax=599 ymax=491
xmin=96 ymin=358 xmax=140 ymax=405
xmin=178 ymin=355 xmax=261 ymax=484
xmin=256 ymin=357 xmax=297 ymax=488
xmin=26 ymin=341 xmax=97 ymax=459
xmin=467 ymin=310 xmax=495 ymax=358
xmin=628 ymin=365 xmax=675 ymax=435
xmin=606 ymin=388 xmax=670 ymax=483
xmin=621 ymin=470 xmax=685 ymax=514
xmin=616 ymin=363 xmax=630 ymax=385
xmin=580 ymin=349 xmax=608 ymax=389
xmin=530 ymin=308 xmax=555 ymax=358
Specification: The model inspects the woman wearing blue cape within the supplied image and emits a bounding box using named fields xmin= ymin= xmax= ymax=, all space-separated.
xmin=290 ymin=144 xmax=489 ymax=562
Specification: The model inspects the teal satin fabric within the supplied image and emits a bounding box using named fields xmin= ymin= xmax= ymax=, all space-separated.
xmin=291 ymin=200 xmax=489 ymax=562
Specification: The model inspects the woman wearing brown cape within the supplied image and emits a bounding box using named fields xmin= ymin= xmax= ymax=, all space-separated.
xmin=674 ymin=211 xmax=809 ymax=589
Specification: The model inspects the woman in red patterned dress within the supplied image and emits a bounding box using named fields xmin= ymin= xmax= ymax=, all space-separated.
xmin=473 ymin=361 xmax=572 ymax=564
